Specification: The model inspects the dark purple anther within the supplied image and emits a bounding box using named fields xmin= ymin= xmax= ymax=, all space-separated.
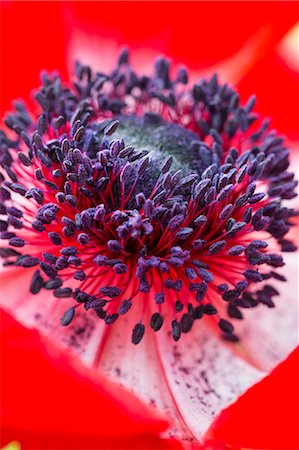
xmin=169 ymin=214 xmax=184 ymax=231
xmin=218 ymin=318 xmax=234 ymax=334
xmin=48 ymin=232 xmax=62 ymax=246
xmin=217 ymin=283 xmax=229 ymax=293
xmin=155 ymin=293 xmax=165 ymax=304
xmin=55 ymin=256 xmax=69 ymax=270
xmin=204 ymin=304 xmax=217 ymax=315
xmin=99 ymin=286 xmax=121 ymax=298
xmin=194 ymin=215 xmax=207 ymax=226
xmin=74 ymin=270 xmax=86 ymax=281
xmin=77 ymin=233 xmax=90 ymax=245
xmin=68 ymin=255 xmax=81 ymax=267
xmin=114 ymin=263 xmax=127 ymax=274
xmin=244 ymin=269 xmax=263 ymax=282
xmin=118 ymin=299 xmax=132 ymax=315
xmin=185 ymin=267 xmax=197 ymax=280
xmin=219 ymin=204 xmax=233 ymax=221
xmin=131 ymin=322 xmax=145 ymax=344
xmin=9 ymin=237 xmax=25 ymax=247
xmin=104 ymin=120 xmax=119 ymax=136
xmin=216 ymin=184 xmax=234 ymax=201
xmin=143 ymin=199 xmax=154 ymax=219
xmin=249 ymin=192 xmax=266 ymax=204
xmin=40 ymin=262 xmax=57 ymax=279
xmin=197 ymin=268 xmax=214 ymax=282
xmin=55 ymin=288 xmax=73 ymax=298
xmin=172 ymin=320 xmax=182 ymax=342
xmin=60 ymin=246 xmax=77 ymax=256
xmin=107 ymin=240 xmax=122 ymax=253
xmin=181 ymin=314 xmax=193 ymax=333
xmin=150 ymin=313 xmax=164 ymax=331
xmin=94 ymin=255 xmax=107 ymax=266
xmin=161 ymin=156 xmax=173 ymax=174
xmin=45 ymin=278 xmax=63 ymax=290
xmin=195 ymin=283 xmax=208 ymax=302
xmin=228 ymin=245 xmax=245 ymax=256
xmin=30 ymin=270 xmax=45 ymax=294
xmin=94 ymin=205 xmax=106 ymax=221
xmin=208 ymin=240 xmax=226 ymax=255
xmin=175 ymin=300 xmax=184 ymax=312
xmin=61 ymin=307 xmax=75 ymax=325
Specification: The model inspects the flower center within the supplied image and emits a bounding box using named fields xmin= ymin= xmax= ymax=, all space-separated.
xmin=109 ymin=114 xmax=215 ymax=176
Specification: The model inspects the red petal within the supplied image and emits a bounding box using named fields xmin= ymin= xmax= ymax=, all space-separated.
xmin=0 ymin=308 xmax=182 ymax=450
xmin=238 ymin=50 xmax=299 ymax=140
xmin=206 ymin=347 xmax=299 ymax=449
xmin=62 ymin=1 xmax=298 ymax=68
xmin=61 ymin=2 xmax=299 ymax=138
xmin=0 ymin=1 xmax=67 ymax=116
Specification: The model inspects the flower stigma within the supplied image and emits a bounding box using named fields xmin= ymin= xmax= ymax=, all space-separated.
xmin=0 ymin=50 xmax=297 ymax=345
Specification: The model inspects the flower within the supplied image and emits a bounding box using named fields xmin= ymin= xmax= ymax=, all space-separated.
xmin=0 ymin=50 xmax=298 ymax=449
xmin=1 ymin=50 xmax=297 ymax=339
xmin=0 ymin=307 xmax=182 ymax=450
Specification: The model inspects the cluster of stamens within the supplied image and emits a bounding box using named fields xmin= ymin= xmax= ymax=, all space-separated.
xmin=0 ymin=50 xmax=297 ymax=344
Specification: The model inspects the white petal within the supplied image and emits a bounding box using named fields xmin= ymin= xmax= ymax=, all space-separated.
xmin=94 ymin=300 xmax=264 ymax=441
xmin=234 ymin=252 xmax=299 ymax=372
xmin=95 ymin=311 xmax=194 ymax=441
xmin=0 ymin=266 xmax=106 ymax=365
xmin=153 ymin=321 xmax=264 ymax=440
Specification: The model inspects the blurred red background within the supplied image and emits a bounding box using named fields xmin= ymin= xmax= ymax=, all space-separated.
xmin=1 ymin=1 xmax=299 ymax=137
